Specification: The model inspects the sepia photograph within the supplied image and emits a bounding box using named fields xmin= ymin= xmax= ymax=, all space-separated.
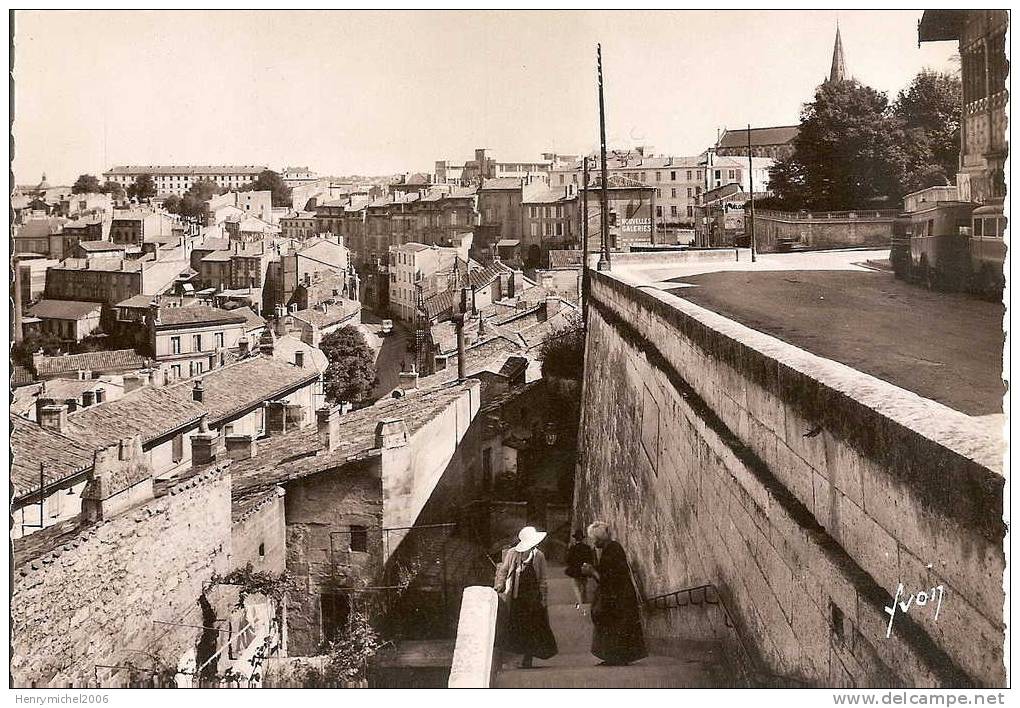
xmin=6 ymin=8 xmax=1011 ymax=699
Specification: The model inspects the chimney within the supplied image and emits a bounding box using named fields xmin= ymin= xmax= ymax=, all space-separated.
xmin=190 ymin=415 xmax=219 ymax=468
xmin=81 ymin=437 xmax=154 ymax=523
xmin=225 ymin=434 xmax=258 ymax=461
xmin=38 ymin=403 xmax=68 ymax=433
xmin=316 ymin=405 xmax=340 ymax=453
xmin=545 ymin=296 xmax=562 ymax=318
xmin=193 ymin=380 xmax=205 ymax=403
xmin=82 ymin=389 xmax=96 ymax=407
xmin=34 ymin=396 xmax=53 ymax=422
xmin=95 ymin=387 xmax=106 ymax=404
xmin=398 ymin=370 xmax=419 ymax=392
xmin=295 ymin=350 xmax=305 ymax=368
xmin=375 ymin=418 xmax=409 ymax=449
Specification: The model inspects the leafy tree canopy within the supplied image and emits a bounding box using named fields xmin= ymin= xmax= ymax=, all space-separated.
xmin=320 ymin=325 xmax=377 ymax=404
xmin=893 ymin=69 xmax=962 ymax=188
xmin=762 ymin=70 xmax=962 ymax=211
xmin=72 ymin=174 xmax=102 ymax=194
xmin=539 ymin=313 xmax=585 ymax=380
xmin=101 ymin=180 xmax=126 ymax=199
xmin=127 ymin=173 xmax=156 ymax=202
xmin=241 ymin=170 xmax=293 ymax=208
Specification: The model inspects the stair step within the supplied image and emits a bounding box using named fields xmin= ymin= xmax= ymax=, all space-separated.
xmin=494 ymin=562 xmax=732 ymax=687
xmin=494 ymin=654 xmax=725 ymax=688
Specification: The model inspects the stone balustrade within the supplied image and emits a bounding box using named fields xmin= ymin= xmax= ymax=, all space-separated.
xmin=448 ymin=586 xmax=499 ymax=688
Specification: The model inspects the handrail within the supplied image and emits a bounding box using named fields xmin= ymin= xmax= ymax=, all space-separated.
xmin=642 ymin=581 xmax=809 ymax=688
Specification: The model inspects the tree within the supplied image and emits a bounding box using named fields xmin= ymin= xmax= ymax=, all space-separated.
xmin=175 ymin=179 xmax=224 ymax=220
xmin=766 ymin=79 xmax=911 ymax=211
xmin=320 ymin=325 xmax=377 ymax=403
xmin=242 ymin=169 xmax=293 ymax=208
xmin=72 ymin=174 xmax=102 ymax=194
xmin=893 ymin=69 xmax=962 ymax=189
xmin=539 ymin=313 xmax=585 ymax=380
xmin=163 ymin=194 xmax=183 ymax=214
xmin=101 ymin=180 xmax=126 ymax=200
xmin=127 ymin=173 xmax=156 ymax=202
xmin=11 ymin=330 xmax=64 ymax=367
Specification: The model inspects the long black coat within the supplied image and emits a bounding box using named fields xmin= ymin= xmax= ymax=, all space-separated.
xmin=590 ymin=540 xmax=648 ymax=664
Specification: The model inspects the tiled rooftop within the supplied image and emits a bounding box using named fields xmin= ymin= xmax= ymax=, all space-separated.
xmin=75 ymin=240 xmax=124 ymax=252
xmin=27 ymin=299 xmax=102 ymax=321
xmin=105 ymin=165 xmax=267 ymax=175
xmin=717 ymin=125 xmax=799 ymax=148
xmin=292 ymin=299 xmax=361 ymax=328
xmin=11 ymin=414 xmax=95 ymax=499
xmin=155 ymin=305 xmax=248 ymax=328
xmin=33 ymin=349 xmax=148 ymax=377
xmin=162 ymin=355 xmax=318 ymax=424
xmin=64 ymin=386 xmax=206 ymax=451
xmin=229 ymin=380 xmax=479 ymax=519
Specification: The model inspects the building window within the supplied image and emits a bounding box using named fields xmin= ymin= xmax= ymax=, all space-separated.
xmin=656 ymin=206 xmax=663 ymax=217
xmin=215 ymin=332 xmax=224 ymax=348
xmin=687 ymin=206 xmax=693 ymax=217
xmin=171 ymin=336 xmax=181 ymax=354
xmin=671 ymin=205 xmax=678 ymax=217
xmin=349 ymin=525 xmax=368 ymax=552
xmin=729 ymin=169 xmax=736 ymax=180
xmin=686 ymin=170 xmax=692 ymax=180
xmin=531 ymin=223 xmax=538 ymax=237
xmin=687 ymin=188 xmax=692 ymax=198
xmin=171 ymin=364 xmax=182 ymax=379
xmin=193 ymin=334 xmax=202 ymax=350
xmin=655 ymin=171 xmax=661 ymax=181
xmin=714 ymin=170 xmax=721 ymax=180
xmin=656 ymin=189 xmax=661 ymax=197
xmin=172 ymin=433 xmax=184 ymax=463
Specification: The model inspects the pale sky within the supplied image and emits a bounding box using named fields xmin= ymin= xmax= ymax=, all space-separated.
xmin=12 ymin=10 xmax=958 ymax=185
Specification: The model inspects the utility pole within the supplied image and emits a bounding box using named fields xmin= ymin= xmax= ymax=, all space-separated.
xmin=581 ymin=156 xmax=590 ymax=323
xmin=747 ymin=124 xmax=757 ymax=263
xmin=597 ymin=44 xmax=611 ymax=271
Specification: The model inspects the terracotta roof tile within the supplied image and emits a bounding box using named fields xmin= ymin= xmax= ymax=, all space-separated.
xmin=33 ymin=349 xmax=148 ymax=377
xmin=11 ymin=414 xmax=95 ymax=499
xmin=229 ymin=380 xmax=478 ymax=519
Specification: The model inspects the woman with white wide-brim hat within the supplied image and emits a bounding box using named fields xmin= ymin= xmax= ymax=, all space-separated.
xmin=494 ymin=526 xmax=558 ymax=668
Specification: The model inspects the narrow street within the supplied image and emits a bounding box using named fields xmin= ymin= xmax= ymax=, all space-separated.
xmin=359 ymin=309 xmax=412 ymax=399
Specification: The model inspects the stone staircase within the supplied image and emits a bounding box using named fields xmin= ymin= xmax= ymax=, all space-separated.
xmin=493 ymin=565 xmax=731 ymax=688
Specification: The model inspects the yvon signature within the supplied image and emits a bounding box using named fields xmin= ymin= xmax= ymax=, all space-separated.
xmin=884 ymin=583 xmax=945 ymax=638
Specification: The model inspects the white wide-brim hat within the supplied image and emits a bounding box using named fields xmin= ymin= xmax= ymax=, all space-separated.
xmin=514 ymin=526 xmax=548 ymax=553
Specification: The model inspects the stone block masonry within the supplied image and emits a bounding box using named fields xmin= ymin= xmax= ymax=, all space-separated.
xmin=11 ymin=467 xmax=233 ymax=687
xmin=575 ymin=268 xmax=1004 ymax=687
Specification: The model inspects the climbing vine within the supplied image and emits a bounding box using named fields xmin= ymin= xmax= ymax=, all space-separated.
xmin=209 ymin=563 xmax=296 ymax=609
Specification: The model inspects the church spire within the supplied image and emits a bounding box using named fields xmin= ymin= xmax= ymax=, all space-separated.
xmin=828 ymin=23 xmax=847 ymax=83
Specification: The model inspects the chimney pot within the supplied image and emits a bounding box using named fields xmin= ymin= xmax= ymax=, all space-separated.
xmin=82 ymin=389 xmax=96 ymax=407
xmin=39 ymin=403 xmax=68 ymax=433
xmin=316 ymin=405 xmax=340 ymax=452
xmin=295 ymin=350 xmax=305 ymax=368
xmin=193 ymin=380 xmax=205 ymax=403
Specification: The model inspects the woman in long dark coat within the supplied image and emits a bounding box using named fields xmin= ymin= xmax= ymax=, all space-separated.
xmin=582 ymin=521 xmax=648 ymax=666
xmin=494 ymin=527 xmax=558 ymax=668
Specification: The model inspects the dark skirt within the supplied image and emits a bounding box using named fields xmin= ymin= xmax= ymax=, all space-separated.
xmin=590 ymin=542 xmax=648 ymax=664
xmin=498 ymin=564 xmax=558 ymax=660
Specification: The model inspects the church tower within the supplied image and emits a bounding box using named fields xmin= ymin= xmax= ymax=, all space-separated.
xmin=827 ymin=24 xmax=848 ymax=83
